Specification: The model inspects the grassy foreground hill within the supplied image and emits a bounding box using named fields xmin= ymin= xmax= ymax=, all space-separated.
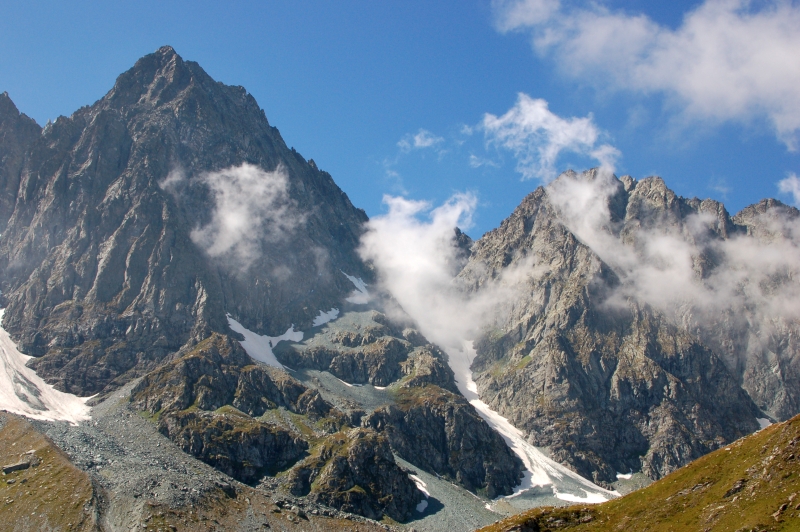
xmin=479 ymin=415 xmax=800 ymax=532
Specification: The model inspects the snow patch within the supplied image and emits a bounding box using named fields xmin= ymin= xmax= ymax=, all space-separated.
xmin=312 ymin=308 xmax=339 ymax=327
xmin=554 ymin=488 xmax=610 ymax=504
xmin=335 ymin=377 xmax=362 ymax=388
xmin=757 ymin=417 xmax=772 ymax=429
xmin=227 ymin=314 xmax=302 ymax=368
xmin=410 ymin=474 xmax=430 ymax=497
xmin=342 ymin=272 xmax=370 ymax=304
xmin=0 ymin=309 xmax=91 ymax=425
xmin=447 ymin=341 xmax=618 ymax=504
xmin=616 ymin=472 xmax=633 ymax=480
xmin=410 ymin=473 xmax=430 ymax=512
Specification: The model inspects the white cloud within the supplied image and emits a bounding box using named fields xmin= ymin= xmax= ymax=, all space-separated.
xmin=494 ymin=0 xmax=800 ymax=149
xmin=357 ymin=192 xmax=538 ymax=359
xmin=187 ymin=163 xmax=302 ymax=268
xmin=482 ymin=93 xmax=619 ymax=181
xmin=358 ymin=193 xmax=479 ymax=350
xmin=468 ymin=154 xmax=500 ymax=169
xmin=546 ymin=172 xmax=800 ymax=375
xmin=778 ymin=173 xmax=800 ymax=206
xmin=493 ymin=0 xmax=561 ymax=31
xmin=398 ymin=128 xmax=445 ymax=151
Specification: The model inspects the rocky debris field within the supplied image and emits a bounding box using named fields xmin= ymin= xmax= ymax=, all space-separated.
xmin=24 ymin=379 xmax=402 ymax=531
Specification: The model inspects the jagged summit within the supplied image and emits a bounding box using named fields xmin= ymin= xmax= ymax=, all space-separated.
xmin=0 ymin=47 xmax=370 ymax=396
xmin=461 ymin=168 xmax=799 ymax=485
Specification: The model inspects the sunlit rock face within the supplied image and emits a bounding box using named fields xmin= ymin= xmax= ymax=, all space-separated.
xmin=0 ymin=46 xmax=370 ymax=396
xmin=460 ymin=169 xmax=799 ymax=484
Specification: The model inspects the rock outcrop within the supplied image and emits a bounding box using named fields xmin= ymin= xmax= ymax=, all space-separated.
xmin=131 ymin=332 xmax=423 ymax=520
xmin=275 ymin=310 xmax=458 ymax=392
xmin=159 ymin=407 xmax=308 ymax=484
xmin=363 ymin=384 xmax=523 ymax=498
xmin=284 ymin=427 xmax=422 ymax=522
xmin=131 ymin=333 xmax=335 ymax=419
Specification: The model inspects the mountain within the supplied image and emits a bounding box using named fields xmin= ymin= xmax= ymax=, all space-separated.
xmin=460 ymin=169 xmax=799 ymax=486
xmin=478 ymin=413 xmax=800 ymax=532
xmin=0 ymin=47 xmax=524 ymax=528
xmin=2 ymin=45 xmax=800 ymax=531
xmin=0 ymin=46 xmax=370 ymax=397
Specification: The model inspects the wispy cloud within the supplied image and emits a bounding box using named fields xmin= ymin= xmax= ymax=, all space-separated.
xmin=166 ymin=163 xmax=303 ymax=269
xmin=398 ymin=128 xmax=445 ymax=151
xmin=708 ymin=177 xmax=731 ymax=200
xmin=468 ymin=154 xmax=500 ymax=169
xmin=493 ymin=0 xmax=800 ymax=149
xmin=778 ymin=173 xmax=800 ymax=207
xmin=482 ymin=93 xmax=618 ymax=181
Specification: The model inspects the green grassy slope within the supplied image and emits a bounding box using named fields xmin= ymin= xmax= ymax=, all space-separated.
xmin=479 ymin=415 xmax=800 ymax=532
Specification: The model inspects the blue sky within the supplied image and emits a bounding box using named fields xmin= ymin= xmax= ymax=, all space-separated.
xmin=1 ymin=0 xmax=798 ymax=238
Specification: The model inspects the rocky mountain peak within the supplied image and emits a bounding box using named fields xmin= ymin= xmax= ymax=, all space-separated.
xmin=460 ymin=168 xmax=800 ymax=484
xmin=0 ymin=48 xmax=370 ymax=396
xmin=0 ymin=92 xmax=41 ymax=232
xmin=105 ymin=45 xmax=195 ymax=109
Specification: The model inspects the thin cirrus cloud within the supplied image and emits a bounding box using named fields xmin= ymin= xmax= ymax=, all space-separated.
xmin=481 ymin=93 xmax=619 ymax=181
xmin=398 ymin=128 xmax=445 ymax=151
xmin=492 ymin=0 xmax=800 ymax=150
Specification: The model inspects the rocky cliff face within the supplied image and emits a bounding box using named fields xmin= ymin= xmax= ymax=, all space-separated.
xmin=460 ymin=170 xmax=798 ymax=483
xmin=0 ymin=92 xmax=41 ymax=233
xmin=0 ymin=46 xmax=370 ymax=396
xmin=284 ymin=427 xmax=422 ymax=522
xmin=274 ymin=309 xmax=459 ymax=391
xmin=274 ymin=309 xmax=524 ymax=496
xmin=363 ymin=385 xmax=523 ymax=498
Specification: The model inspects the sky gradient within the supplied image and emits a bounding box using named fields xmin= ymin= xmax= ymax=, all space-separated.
xmin=1 ymin=0 xmax=798 ymax=238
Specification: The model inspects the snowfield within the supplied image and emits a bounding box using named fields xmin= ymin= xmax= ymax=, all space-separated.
xmin=342 ymin=272 xmax=370 ymax=304
xmin=0 ymin=308 xmax=91 ymax=424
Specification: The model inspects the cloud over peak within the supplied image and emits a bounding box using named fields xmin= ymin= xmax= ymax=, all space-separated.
xmin=482 ymin=93 xmax=618 ymax=181
xmin=166 ymin=163 xmax=303 ymax=269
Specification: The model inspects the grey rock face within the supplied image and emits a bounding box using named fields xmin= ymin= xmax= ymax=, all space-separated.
xmin=130 ymin=333 xmax=333 ymax=418
xmin=459 ymin=170 xmax=796 ymax=482
xmin=0 ymin=46 xmax=370 ymax=396
xmin=0 ymin=92 xmax=41 ymax=232
xmin=362 ymin=384 xmax=524 ymax=498
xmin=129 ymin=332 xmax=425 ymax=521
xmin=159 ymin=408 xmax=309 ymax=484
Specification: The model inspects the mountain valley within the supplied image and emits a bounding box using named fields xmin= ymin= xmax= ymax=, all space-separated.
xmin=1 ymin=47 xmax=799 ymax=531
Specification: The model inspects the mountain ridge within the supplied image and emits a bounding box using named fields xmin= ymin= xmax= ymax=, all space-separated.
xmin=460 ymin=169 xmax=798 ymax=485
